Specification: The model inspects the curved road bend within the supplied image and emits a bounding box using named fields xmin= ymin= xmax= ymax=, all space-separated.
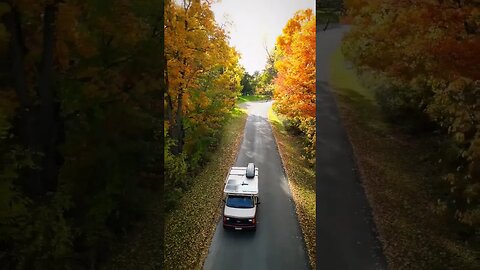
xmin=203 ymin=101 xmax=310 ymax=270
xmin=316 ymin=24 xmax=387 ymax=269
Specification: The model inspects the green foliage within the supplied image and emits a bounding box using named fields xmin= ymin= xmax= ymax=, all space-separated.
xmin=255 ymin=48 xmax=277 ymax=97
xmin=240 ymin=72 xmax=255 ymax=96
xmin=237 ymin=94 xmax=269 ymax=103
xmin=164 ymin=136 xmax=187 ymax=210
xmin=373 ymin=77 xmax=434 ymax=133
xmin=427 ymin=79 xmax=480 ymax=237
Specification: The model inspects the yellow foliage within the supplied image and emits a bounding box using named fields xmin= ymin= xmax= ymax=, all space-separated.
xmin=165 ymin=0 xmax=242 ymax=153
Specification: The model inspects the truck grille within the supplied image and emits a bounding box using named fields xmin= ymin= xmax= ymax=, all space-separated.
xmin=224 ymin=217 xmax=253 ymax=225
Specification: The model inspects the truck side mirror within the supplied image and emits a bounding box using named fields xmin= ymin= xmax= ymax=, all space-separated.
xmin=222 ymin=199 xmax=226 ymax=203
xmin=256 ymin=201 xmax=260 ymax=205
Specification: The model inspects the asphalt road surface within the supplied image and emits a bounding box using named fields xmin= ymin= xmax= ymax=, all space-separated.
xmin=203 ymin=101 xmax=310 ymax=270
xmin=316 ymin=24 xmax=387 ymax=269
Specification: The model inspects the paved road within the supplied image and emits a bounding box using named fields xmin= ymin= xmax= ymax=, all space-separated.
xmin=203 ymin=101 xmax=310 ymax=270
xmin=316 ymin=24 xmax=388 ymax=269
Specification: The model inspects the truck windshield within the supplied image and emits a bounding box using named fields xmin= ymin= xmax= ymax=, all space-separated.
xmin=226 ymin=195 xmax=254 ymax=208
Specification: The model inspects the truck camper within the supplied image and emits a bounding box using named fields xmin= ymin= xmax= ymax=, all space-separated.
xmin=222 ymin=163 xmax=259 ymax=230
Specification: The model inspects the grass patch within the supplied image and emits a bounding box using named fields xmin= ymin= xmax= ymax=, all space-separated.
xmin=331 ymin=49 xmax=375 ymax=101
xmin=268 ymin=108 xmax=316 ymax=270
xmin=330 ymin=48 xmax=479 ymax=269
xmin=330 ymin=49 xmax=389 ymax=134
xmin=237 ymin=94 xmax=270 ymax=103
xmin=106 ymin=108 xmax=248 ymax=270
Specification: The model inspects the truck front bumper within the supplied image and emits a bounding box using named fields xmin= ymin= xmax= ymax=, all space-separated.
xmin=223 ymin=216 xmax=256 ymax=230
xmin=223 ymin=222 xmax=256 ymax=230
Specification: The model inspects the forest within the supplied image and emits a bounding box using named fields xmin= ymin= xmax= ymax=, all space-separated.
xmin=343 ymin=0 xmax=479 ymax=248
xmin=0 ymin=0 xmax=248 ymax=268
xmin=0 ymin=0 xmax=169 ymax=268
xmin=0 ymin=0 xmax=324 ymax=268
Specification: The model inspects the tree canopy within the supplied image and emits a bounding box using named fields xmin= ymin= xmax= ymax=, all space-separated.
xmin=0 ymin=0 xmax=168 ymax=268
xmin=273 ymin=9 xmax=316 ymax=157
xmin=163 ymin=0 xmax=242 ymax=207
xmin=343 ymin=0 xmax=480 ymax=238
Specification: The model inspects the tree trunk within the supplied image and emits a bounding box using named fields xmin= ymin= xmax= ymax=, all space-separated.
xmin=2 ymin=5 xmax=35 ymax=151
xmin=157 ymin=1 xmax=165 ymax=266
xmin=37 ymin=3 xmax=61 ymax=194
xmin=165 ymin=56 xmax=174 ymax=139
xmin=172 ymin=90 xmax=184 ymax=155
xmin=3 ymin=2 xmax=62 ymax=198
xmin=2 ymin=4 xmax=44 ymax=196
xmin=2 ymin=6 xmax=30 ymax=108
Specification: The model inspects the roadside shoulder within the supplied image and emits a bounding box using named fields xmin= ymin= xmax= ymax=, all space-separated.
xmin=164 ymin=107 xmax=248 ymax=270
xmin=268 ymin=108 xmax=316 ymax=270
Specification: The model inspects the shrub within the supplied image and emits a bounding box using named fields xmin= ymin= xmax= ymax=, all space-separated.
xmin=427 ymin=78 xmax=480 ymax=240
xmin=374 ymin=78 xmax=434 ymax=133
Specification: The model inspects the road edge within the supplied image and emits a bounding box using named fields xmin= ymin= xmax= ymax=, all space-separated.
xmin=268 ymin=108 xmax=314 ymax=270
xmin=195 ymin=108 xmax=249 ymax=270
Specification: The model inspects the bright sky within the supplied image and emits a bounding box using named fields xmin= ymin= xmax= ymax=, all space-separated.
xmin=211 ymin=0 xmax=315 ymax=74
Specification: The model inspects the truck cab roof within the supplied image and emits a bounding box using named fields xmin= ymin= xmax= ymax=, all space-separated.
xmin=223 ymin=164 xmax=259 ymax=195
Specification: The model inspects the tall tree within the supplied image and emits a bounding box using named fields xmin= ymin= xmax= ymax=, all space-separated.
xmin=256 ymin=46 xmax=277 ymax=96
xmin=165 ymin=0 xmax=241 ymax=156
xmin=240 ymin=72 xmax=255 ymax=96
xmin=274 ymin=9 xmax=316 ymax=156
xmin=2 ymin=0 xmax=62 ymax=199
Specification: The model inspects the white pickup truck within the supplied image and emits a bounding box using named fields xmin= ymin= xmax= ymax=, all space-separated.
xmin=222 ymin=163 xmax=259 ymax=230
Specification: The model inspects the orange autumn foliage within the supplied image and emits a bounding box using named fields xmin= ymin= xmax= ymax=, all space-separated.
xmin=274 ymin=9 xmax=316 ymax=156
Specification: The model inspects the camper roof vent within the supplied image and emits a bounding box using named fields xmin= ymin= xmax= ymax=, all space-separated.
xmin=246 ymin=163 xmax=255 ymax=178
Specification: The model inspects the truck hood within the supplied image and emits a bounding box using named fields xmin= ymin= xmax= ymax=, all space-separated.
xmin=224 ymin=205 xmax=256 ymax=218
